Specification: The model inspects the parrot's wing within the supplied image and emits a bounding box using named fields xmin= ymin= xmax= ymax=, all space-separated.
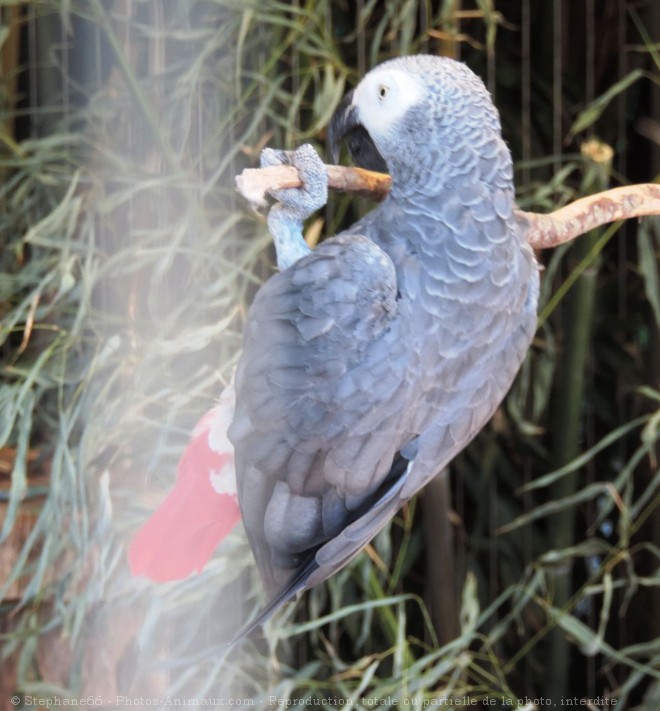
xmin=228 ymin=233 xmax=416 ymax=601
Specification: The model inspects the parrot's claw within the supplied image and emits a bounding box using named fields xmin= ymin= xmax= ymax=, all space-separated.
xmin=260 ymin=144 xmax=328 ymax=222
xmin=260 ymin=144 xmax=328 ymax=271
xmin=259 ymin=147 xmax=288 ymax=169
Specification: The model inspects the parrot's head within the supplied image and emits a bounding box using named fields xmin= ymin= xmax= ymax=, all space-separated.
xmin=329 ymin=54 xmax=506 ymax=190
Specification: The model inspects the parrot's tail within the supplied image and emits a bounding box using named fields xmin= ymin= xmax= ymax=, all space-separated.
xmin=228 ymin=551 xmax=319 ymax=646
xmin=229 ymin=452 xmax=415 ymax=646
xmin=128 ymin=401 xmax=240 ymax=582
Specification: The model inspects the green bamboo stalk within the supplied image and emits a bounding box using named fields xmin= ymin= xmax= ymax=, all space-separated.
xmin=545 ymin=141 xmax=612 ymax=702
xmin=87 ymin=0 xmax=179 ymax=173
xmin=1 ymin=5 xmax=21 ymax=138
xmin=34 ymin=5 xmax=63 ymax=137
xmin=422 ymin=471 xmax=459 ymax=646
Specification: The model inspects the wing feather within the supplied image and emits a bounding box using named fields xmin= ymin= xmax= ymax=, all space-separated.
xmin=228 ymin=234 xmax=414 ymax=596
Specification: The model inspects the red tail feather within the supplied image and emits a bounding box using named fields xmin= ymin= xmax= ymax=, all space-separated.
xmin=129 ymin=403 xmax=240 ymax=582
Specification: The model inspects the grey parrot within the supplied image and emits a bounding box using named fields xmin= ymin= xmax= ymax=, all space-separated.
xmin=227 ymin=54 xmax=540 ymax=634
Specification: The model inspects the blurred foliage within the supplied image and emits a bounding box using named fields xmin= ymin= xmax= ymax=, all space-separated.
xmin=0 ymin=0 xmax=659 ymax=709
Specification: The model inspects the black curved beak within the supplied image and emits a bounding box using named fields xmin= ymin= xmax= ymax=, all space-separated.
xmin=328 ymin=89 xmax=388 ymax=173
xmin=328 ymin=89 xmax=360 ymax=163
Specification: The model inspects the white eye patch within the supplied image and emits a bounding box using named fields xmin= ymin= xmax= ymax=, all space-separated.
xmin=353 ymin=68 xmax=423 ymax=139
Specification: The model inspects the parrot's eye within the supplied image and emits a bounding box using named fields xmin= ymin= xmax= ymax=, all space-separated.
xmin=378 ymin=85 xmax=389 ymax=100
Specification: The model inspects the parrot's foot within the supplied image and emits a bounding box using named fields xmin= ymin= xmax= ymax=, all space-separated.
xmin=260 ymin=144 xmax=328 ymax=271
xmin=261 ymin=144 xmax=328 ymax=219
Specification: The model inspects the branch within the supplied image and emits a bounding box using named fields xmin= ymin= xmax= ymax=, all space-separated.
xmin=235 ymin=164 xmax=391 ymax=209
xmin=235 ymin=164 xmax=660 ymax=249
xmin=519 ymin=184 xmax=660 ymax=248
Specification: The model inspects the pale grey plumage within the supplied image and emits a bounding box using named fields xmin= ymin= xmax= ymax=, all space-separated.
xmin=227 ymin=55 xmax=539 ymax=633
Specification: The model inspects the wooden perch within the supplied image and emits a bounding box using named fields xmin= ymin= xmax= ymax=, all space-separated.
xmin=517 ymin=184 xmax=660 ymax=248
xmin=235 ymin=164 xmax=392 ymax=209
xmin=235 ymin=164 xmax=660 ymax=250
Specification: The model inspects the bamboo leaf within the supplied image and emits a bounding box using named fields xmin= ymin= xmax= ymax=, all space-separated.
xmin=498 ymin=483 xmax=610 ymax=534
xmin=459 ymin=572 xmax=479 ymax=635
xmin=519 ymin=415 xmax=649 ymax=493
xmin=568 ymin=68 xmax=645 ymax=139
xmin=638 ymin=217 xmax=660 ymax=329
xmin=0 ymin=390 xmax=33 ymax=543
